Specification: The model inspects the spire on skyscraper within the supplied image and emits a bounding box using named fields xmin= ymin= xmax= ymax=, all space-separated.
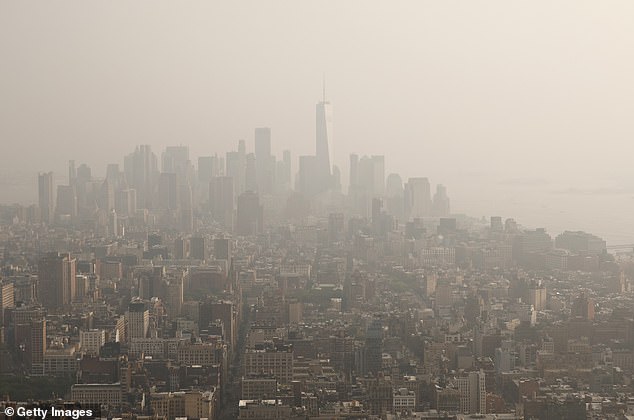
xmin=315 ymin=78 xmax=333 ymax=192
xmin=322 ymin=72 xmax=326 ymax=103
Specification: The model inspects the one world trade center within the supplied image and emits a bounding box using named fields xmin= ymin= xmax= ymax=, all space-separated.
xmin=315 ymin=81 xmax=333 ymax=193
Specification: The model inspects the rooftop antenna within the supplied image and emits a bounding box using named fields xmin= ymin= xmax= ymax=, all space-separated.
xmin=322 ymin=72 xmax=326 ymax=103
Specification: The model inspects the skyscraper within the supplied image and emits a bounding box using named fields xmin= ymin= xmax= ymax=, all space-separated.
xmin=385 ymin=173 xmax=404 ymax=219
xmin=236 ymin=191 xmax=263 ymax=236
xmin=297 ymin=155 xmax=319 ymax=197
xmin=432 ymin=184 xmax=451 ymax=216
xmin=226 ymin=140 xmax=247 ymax=197
xmin=457 ymin=371 xmax=486 ymax=414
xmin=38 ymin=172 xmax=54 ymax=224
xmin=210 ymin=176 xmax=235 ymax=229
xmin=214 ymin=237 xmax=232 ymax=261
xmin=254 ymin=127 xmax=271 ymax=157
xmin=351 ymin=155 xmax=385 ymax=198
xmin=371 ymin=155 xmax=385 ymax=196
xmin=38 ymin=252 xmax=77 ymax=309
xmin=365 ymin=317 xmax=383 ymax=375
xmin=56 ymin=184 xmax=78 ymax=220
xmin=97 ymin=180 xmax=114 ymax=211
xmin=126 ymin=300 xmax=149 ymax=341
xmin=245 ymin=153 xmax=257 ymax=192
xmin=254 ymin=127 xmax=276 ymax=195
xmin=283 ymin=150 xmax=291 ymax=185
xmin=180 ymin=183 xmax=193 ymax=232
xmin=0 ymin=281 xmax=15 ymax=326
xmin=68 ymin=160 xmax=76 ymax=186
xmin=105 ymin=163 xmax=121 ymax=190
xmin=115 ymin=188 xmax=137 ymax=217
xmin=328 ymin=213 xmax=345 ymax=243
xmin=162 ymin=145 xmax=191 ymax=185
xmin=124 ymin=145 xmax=158 ymax=209
xmin=189 ymin=236 xmax=205 ymax=260
xmin=158 ymin=172 xmax=178 ymax=211
xmin=315 ymin=85 xmax=333 ymax=192
xmin=275 ymin=150 xmax=292 ymax=194
xmin=198 ymin=156 xmax=219 ymax=185
xmin=28 ymin=318 xmax=46 ymax=376
xmin=349 ymin=154 xmax=359 ymax=190
xmin=405 ymin=177 xmax=432 ymax=219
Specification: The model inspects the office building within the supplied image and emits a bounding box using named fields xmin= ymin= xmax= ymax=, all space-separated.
xmin=162 ymin=145 xmax=191 ymax=186
xmin=351 ymin=155 xmax=385 ymax=199
xmin=245 ymin=152 xmax=257 ymax=193
xmin=328 ymin=213 xmax=345 ymax=243
xmin=80 ymin=329 xmax=106 ymax=356
xmin=275 ymin=150 xmax=291 ymax=194
xmin=214 ymin=237 xmax=233 ymax=261
xmin=237 ymin=191 xmax=263 ymax=236
xmin=27 ymin=318 xmax=47 ymax=376
xmin=244 ymin=344 xmax=294 ymax=384
xmin=371 ymin=155 xmax=385 ymax=196
xmin=555 ymin=231 xmax=607 ymax=255
xmin=432 ymin=184 xmax=450 ymax=216
xmin=405 ymin=177 xmax=432 ymax=219
xmin=393 ymin=388 xmax=416 ymax=412
xmin=97 ymin=179 xmax=114 ymax=211
xmin=124 ymin=145 xmax=158 ymax=209
xmin=115 ymin=188 xmax=137 ymax=217
xmin=190 ymin=236 xmax=205 ymax=260
xmin=238 ymin=399 xmax=290 ymax=420
xmin=365 ymin=318 xmax=383 ymax=375
xmin=255 ymin=127 xmax=274 ymax=194
xmin=490 ymin=216 xmax=504 ymax=232
xmin=0 ymin=282 xmax=15 ymax=326
xmin=105 ymin=163 xmax=121 ymax=189
xmin=385 ymin=173 xmax=404 ymax=219
xmin=226 ymin=142 xmax=246 ymax=197
xmin=349 ymin=154 xmax=359 ymax=190
xmin=457 ymin=371 xmax=486 ymax=414
xmin=297 ymin=155 xmax=319 ymax=197
xmin=55 ymin=184 xmax=78 ymax=221
xmin=572 ymin=292 xmax=595 ymax=320
xmin=180 ymin=183 xmax=194 ymax=232
xmin=210 ymin=176 xmax=235 ymax=229
xmin=241 ymin=376 xmax=278 ymax=400
xmin=512 ymin=228 xmax=553 ymax=261
xmin=200 ymin=301 xmax=237 ymax=349
xmin=38 ymin=252 xmax=76 ymax=309
xmin=70 ymin=383 xmax=123 ymax=408
xmin=68 ymin=160 xmax=76 ymax=185
xmin=315 ymin=89 xmax=333 ymax=193
xmin=126 ymin=300 xmax=149 ymax=341
xmin=151 ymin=390 xmax=216 ymax=420
xmin=158 ymin=172 xmax=178 ymax=210
xmin=198 ymin=155 xmax=219 ymax=183
xmin=38 ymin=172 xmax=54 ymax=224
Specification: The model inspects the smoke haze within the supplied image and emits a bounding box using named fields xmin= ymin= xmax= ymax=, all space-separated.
xmin=2 ymin=1 xmax=634 ymax=241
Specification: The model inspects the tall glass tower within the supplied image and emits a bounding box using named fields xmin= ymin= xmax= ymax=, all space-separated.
xmin=315 ymin=80 xmax=333 ymax=192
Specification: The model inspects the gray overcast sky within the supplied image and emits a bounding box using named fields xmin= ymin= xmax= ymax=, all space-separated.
xmin=2 ymin=1 xmax=634 ymax=190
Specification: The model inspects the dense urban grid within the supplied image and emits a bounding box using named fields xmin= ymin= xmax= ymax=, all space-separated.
xmin=0 ymin=97 xmax=632 ymax=420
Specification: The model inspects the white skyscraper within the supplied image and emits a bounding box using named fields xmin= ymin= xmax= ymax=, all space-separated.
xmin=457 ymin=370 xmax=486 ymax=414
xmin=315 ymin=81 xmax=333 ymax=192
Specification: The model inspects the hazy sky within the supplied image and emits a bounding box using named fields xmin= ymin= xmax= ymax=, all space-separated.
xmin=3 ymin=1 xmax=634 ymax=236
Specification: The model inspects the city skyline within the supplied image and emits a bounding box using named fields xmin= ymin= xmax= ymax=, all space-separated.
xmin=0 ymin=85 xmax=628 ymax=247
xmin=3 ymin=3 xmax=634 ymax=418
xmin=5 ymin=0 xmax=634 ymax=244
xmin=3 ymin=2 xmax=634 ymax=188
